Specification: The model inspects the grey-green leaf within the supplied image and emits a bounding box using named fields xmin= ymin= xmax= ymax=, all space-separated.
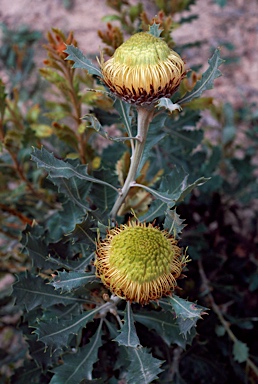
xmin=12 ymin=272 xmax=83 ymax=311
xmin=178 ymin=48 xmax=224 ymax=105
xmin=164 ymin=208 xmax=186 ymax=237
xmin=127 ymin=347 xmax=164 ymax=384
xmin=31 ymin=147 xmax=118 ymax=193
xmin=50 ymin=322 xmax=103 ymax=383
xmin=134 ymin=310 xmax=191 ymax=348
xmin=114 ymin=302 xmax=141 ymax=348
xmin=50 ymin=271 xmax=97 ymax=293
xmin=233 ymin=340 xmax=249 ymax=363
xmin=35 ymin=305 xmax=101 ymax=352
xmin=64 ymin=44 xmax=102 ymax=77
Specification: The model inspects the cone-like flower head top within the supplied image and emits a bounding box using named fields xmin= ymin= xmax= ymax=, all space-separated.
xmin=95 ymin=221 xmax=187 ymax=305
xmin=101 ymin=32 xmax=186 ymax=106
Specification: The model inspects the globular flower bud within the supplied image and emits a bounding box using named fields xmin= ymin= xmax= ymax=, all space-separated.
xmin=100 ymin=32 xmax=185 ymax=106
xmin=95 ymin=221 xmax=188 ymax=305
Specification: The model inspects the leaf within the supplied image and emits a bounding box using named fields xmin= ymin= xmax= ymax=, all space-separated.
xmin=89 ymin=168 xmax=118 ymax=214
xmin=50 ymin=322 xmax=103 ymax=383
xmin=167 ymin=295 xmax=206 ymax=320
xmin=134 ymin=167 xmax=208 ymax=208
xmin=178 ymin=49 xmax=224 ymax=105
xmin=113 ymin=98 xmax=133 ymax=138
xmin=34 ymin=305 xmax=102 ymax=352
xmin=148 ymin=22 xmax=163 ymax=37
xmin=51 ymin=175 xmax=92 ymax=211
xmin=139 ymin=200 xmax=167 ymax=222
xmin=66 ymin=214 xmax=97 ymax=246
xmin=164 ymin=295 xmax=208 ymax=337
xmin=134 ymin=310 xmax=191 ymax=348
xmin=114 ymin=302 xmax=141 ymax=348
xmin=83 ymin=113 xmax=131 ymax=142
xmin=12 ymin=272 xmax=83 ymax=311
xmin=126 ymin=347 xmax=164 ymax=384
xmin=23 ymin=232 xmax=57 ymax=270
xmin=46 ymin=201 xmax=89 ymax=243
xmin=156 ymin=98 xmax=182 ymax=113
xmin=50 ymin=271 xmax=97 ymax=293
xmin=137 ymin=132 xmax=166 ymax=177
xmin=233 ymin=340 xmax=249 ymax=363
xmin=31 ymin=147 xmax=118 ymax=193
xmin=64 ymin=45 xmax=102 ymax=77
xmin=164 ymin=208 xmax=186 ymax=237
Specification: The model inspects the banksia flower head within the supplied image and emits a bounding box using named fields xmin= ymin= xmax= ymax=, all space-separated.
xmin=95 ymin=221 xmax=188 ymax=305
xmin=100 ymin=32 xmax=185 ymax=106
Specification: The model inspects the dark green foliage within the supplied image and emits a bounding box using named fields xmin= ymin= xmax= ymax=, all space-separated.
xmin=1 ymin=2 xmax=258 ymax=383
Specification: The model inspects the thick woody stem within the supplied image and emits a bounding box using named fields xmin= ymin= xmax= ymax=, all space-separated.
xmin=110 ymin=106 xmax=154 ymax=221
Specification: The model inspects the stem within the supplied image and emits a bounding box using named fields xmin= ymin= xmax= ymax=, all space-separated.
xmin=110 ymin=106 xmax=154 ymax=220
xmin=198 ymin=259 xmax=258 ymax=379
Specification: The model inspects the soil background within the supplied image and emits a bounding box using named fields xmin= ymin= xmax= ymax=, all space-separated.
xmin=0 ymin=0 xmax=258 ymax=107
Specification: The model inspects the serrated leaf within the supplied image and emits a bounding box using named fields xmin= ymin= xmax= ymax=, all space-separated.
xmin=233 ymin=340 xmax=249 ymax=363
xmin=66 ymin=214 xmax=97 ymax=246
xmin=34 ymin=305 xmax=102 ymax=352
xmin=135 ymin=167 xmax=207 ymax=208
xmin=83 ymin=113 xmax=131 ymax=142
xmin=23 ymin=232 xmax=57 ymax=270
xmin=52 ymin=175 xmax=92 ymax=211
xmin=164 ymin=208 xmax=186 ymax=237
xmin=178 ymin=49 xmax=224 ymax=105
xmin=12 ymin=272 xmax=83 ymax=311
xmin=127 ymin=347 xmax=164 ymax=384
xmin=31 ymin=147 xmax=118 ymax=193
xmin=134 ymin=310 xmax=191 ymax=348
xmin=46 ymin=201 xmax=89 ymax=243
xmin=148 ymin=22 xmax=163 ymax=37
xmin=114 ymin=302 xmax=141 ymax=348
xmin=164 ymin=295 xmax=208 ymax=337
xmin=113 ymin=98 xmax=133 ymax=138
xmin=64 ymin=45 xmax=102 ymax=77
xmin=139 ymin=200 xmax=167 ymax=222
xmin=167 ymin=295 xmax=206 ymax=320
xmin=27 ymin=338 xmax=60 ymax=370
xmin=137 ymin=132 xmax=166 ymax=177
xmin=89 ymin=168 xmax=118 ymax=214
xmin=50 ymin=322 xmax=103 ymax=383
xmin=50 ymin=271 xmax=96 ymax=293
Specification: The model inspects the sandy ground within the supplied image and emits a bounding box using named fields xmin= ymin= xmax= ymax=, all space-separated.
xmin=0 ymin=0 xmax=258 ymax=107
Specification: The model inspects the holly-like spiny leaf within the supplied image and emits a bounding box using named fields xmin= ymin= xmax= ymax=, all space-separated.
xmin=163 ymin=208 xmax=186 ymax=237
xmin=114 ymin=302 xmax=141 ymax=348
xmin=177 ymin=48 xmax=224 ymax=105
xmin=133 ymin=309 xmax=193 ymax=349
xmin=64 ymin=45 xmax=102 ymax=77
xmin=148 ymin=22 xmax=163 ymax=37
xmin=160 ymin=295 xmax=208 ymax=337
xmin=126 ymin=347 xmax=164 ymax=384
xmin=50 ymin=320 xmax=103 ymax=383
xmin=12 ymin=272 xmax=84 ymax=311
xmin=50 ymin=270 xmax=97 ymax=293
xmin=34 ymin=305 xmax=103 ymax=352
xmin=31 ymin=147 xmax=118 ymax=193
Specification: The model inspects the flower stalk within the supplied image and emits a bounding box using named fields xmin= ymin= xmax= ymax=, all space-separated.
xmin=110 ymin=106 xmax=154 ymax=220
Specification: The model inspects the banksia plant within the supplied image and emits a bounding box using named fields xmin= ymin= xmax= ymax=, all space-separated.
xmin=95 ymin=221 xmax=188 ymax=305
xmin=100 ymin=31 xmax=185 ymax=106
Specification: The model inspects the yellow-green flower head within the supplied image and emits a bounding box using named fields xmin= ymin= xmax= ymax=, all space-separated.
xmin=100 ymin=32 xmax=186 ymax=106
xmin=95 ymin=221 xmax=187 ymax=305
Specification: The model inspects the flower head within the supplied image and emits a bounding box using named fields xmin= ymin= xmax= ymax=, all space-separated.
xmin=100 ymin=32 xmax=185 ymax=106
xmin=95 ymin=221 xmax=187 ymax=305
